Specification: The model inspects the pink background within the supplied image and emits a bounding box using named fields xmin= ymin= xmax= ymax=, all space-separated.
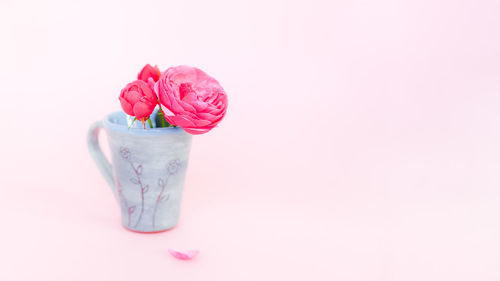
xmin=1 ymin=0 xmax=500 ymax=280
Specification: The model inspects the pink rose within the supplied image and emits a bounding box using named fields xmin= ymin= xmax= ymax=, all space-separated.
xmin=138 ymin=64 xmax=161 ymax=83
xmin=119 ymin=80 xmax=157 ymax=123
xmin=138 ymin=64 xmax=161 ymax=89
xmin=155 ymin=65 xmax=228 ymax=134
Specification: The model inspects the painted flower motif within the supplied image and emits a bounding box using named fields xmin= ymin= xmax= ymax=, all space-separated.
xmin=138 ymin=64 xmax=161 ymax=89
xmin=119 ymin=147 xmax=131 ymax=160
xmin=167 ymin=159 xmax=181 ymax=175
xmin=119 ymin=80 xmax=158 ymax=124
xmin=155 ymin=65 xmax=228 ymax=134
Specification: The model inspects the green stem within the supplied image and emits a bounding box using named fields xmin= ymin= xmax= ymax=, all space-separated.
xmin=147 ymin=118 xmax=153 ymax=128
xmin=128 ymin=117 xmax=137 ymax=129
xmin=155 ymin=105 xmax=175 ymax=128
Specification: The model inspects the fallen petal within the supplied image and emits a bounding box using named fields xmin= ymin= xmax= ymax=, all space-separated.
xmin=168 ymin=249 xmax=199 ymax=260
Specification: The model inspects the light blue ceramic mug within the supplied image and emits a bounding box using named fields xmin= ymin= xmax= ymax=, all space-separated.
xmin=87 ymin=111 xmax=192 ymax=232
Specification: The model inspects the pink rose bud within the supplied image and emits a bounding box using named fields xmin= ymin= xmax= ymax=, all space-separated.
xmin=155 ymin=65 xmax=228 ymax=134
xmin=119 ymin=80 xmax=158 ymax=124
xmin=138 ymin=64 xmax=161 ymax=88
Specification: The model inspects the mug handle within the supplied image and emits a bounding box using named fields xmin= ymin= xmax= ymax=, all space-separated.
xmin=87 ymin=121 xmax=118 ymax=202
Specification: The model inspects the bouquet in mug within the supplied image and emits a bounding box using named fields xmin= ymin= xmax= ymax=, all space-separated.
xmin=119 ymin=64 xmax=228 ymax=133
xmin=88 ymin=64 xmax=228 ymax=237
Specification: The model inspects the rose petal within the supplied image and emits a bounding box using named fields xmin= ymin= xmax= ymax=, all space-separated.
xmin=147 ymin=77 xmax=156 ymax=91
xmin=181 ymin=91 xmax=198 ymax=103
xmin=168 ymin=249 xmax=199 ymax=260
xmin=183 ymin=127 xmax=211 ymax=135
xmin=168 ymin=94 xmax=186 ymax=113
xmin=133 ymin=101 xmax=155 ymax=119
xmin=179 ymin=100 xmax=197 ymax=113
xmin=191 ymin=101 xmax=208 ymax=112
xmin=196 ymin=112 xmax=217 ymax=122
xmin=164 ymin=115 xmax=177 ymax=126
xmin=168 ymin=115 xmax=197 ymax=128
xmin=119 ymin=96 xmax=134 ymax=116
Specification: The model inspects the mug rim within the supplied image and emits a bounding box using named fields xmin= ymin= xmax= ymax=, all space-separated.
xmin=103 ymin=111 xmax=186 ymax=136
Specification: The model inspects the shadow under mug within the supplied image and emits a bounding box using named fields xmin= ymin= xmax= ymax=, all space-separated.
xmin=87 ymin=111 xmax=192 ymax=232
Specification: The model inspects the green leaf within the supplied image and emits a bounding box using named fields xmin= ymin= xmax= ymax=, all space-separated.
xmin=155 ymin=108 xmax=175 ymax=128
xmin=128 ymin=117 xmax=137 ymax=129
